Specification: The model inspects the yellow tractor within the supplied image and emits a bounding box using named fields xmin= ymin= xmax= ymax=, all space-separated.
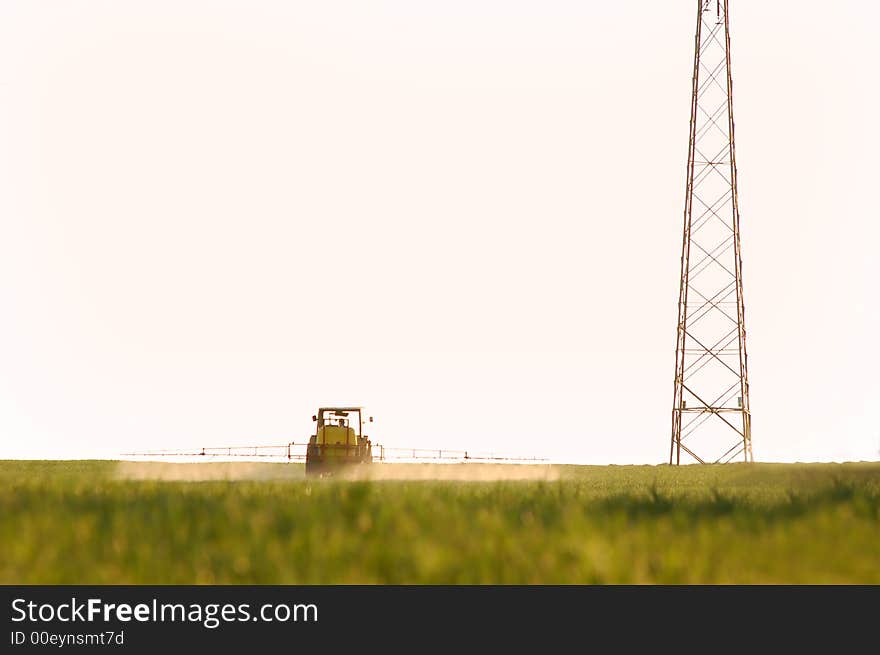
xmin=305 ymin=407 xmax=373 ymax=476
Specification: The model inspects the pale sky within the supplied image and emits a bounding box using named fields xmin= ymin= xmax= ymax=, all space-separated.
xmin=1 ymin=1 xmax=877 ymax=464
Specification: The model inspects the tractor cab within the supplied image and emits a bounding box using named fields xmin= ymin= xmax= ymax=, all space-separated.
xmin=306 ymin=407 xmax=373 ymax=475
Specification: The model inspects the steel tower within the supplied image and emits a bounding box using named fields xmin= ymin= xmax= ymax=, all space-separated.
xmin=670 ymin=0 xmax=752 ymax=465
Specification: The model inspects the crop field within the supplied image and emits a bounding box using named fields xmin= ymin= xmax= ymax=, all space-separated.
xmin=1 ymin=460 xmax=879 ymax=584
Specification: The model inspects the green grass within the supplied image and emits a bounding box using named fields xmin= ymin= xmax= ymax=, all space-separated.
xmin=1 ymin=460 xmax=879 ymax=583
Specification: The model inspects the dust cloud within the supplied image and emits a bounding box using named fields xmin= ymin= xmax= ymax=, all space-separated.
xmin=114 ymin=461 xmax=559 ymax=482
xmin=338 ymin=463 xmax=560 ymax=481
xmin=114 ymin=461 xmax=304 ymax=481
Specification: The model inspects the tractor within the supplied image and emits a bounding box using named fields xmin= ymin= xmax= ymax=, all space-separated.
xmin=305 ymin=407 xmax=373 ymax=476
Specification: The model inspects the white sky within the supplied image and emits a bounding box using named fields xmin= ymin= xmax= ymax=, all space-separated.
xmin=0 ymin=1 xmax=877 ymax=464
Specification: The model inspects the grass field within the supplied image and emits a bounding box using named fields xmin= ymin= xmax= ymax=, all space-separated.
xmin=1 ymin=460 xmax=879 ymax=583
